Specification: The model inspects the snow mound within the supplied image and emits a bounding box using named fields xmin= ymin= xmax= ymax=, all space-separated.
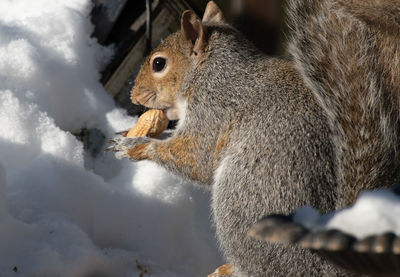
xmin=0 ymin=0 xmax=221 ymax=276
xmin=294 ymin=189 xmax=400 ymax=239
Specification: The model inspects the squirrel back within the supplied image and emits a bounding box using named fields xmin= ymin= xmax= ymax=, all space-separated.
xmin=287 ymin=0 xmax=400 ymax=208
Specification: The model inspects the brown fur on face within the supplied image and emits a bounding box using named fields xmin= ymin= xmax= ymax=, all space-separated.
xmin=131 ymin=33 xmax=193 ymax=114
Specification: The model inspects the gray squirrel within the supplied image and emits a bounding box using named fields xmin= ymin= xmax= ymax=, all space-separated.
xmin=107 ymin=0 xmax=400 ymax=276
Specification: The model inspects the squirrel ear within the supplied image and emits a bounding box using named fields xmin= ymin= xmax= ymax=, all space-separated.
xmin=181 ymin=10 xmax=207 ymax=55
xmin=202 ymin=1 xmax=225 ymax=23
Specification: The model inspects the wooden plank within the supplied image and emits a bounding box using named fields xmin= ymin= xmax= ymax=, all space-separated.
xmin=104 ymin=6 xmax=175 ymax=97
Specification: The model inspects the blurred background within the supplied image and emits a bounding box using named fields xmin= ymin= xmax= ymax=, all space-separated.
xmin=91 ymin=0 xmax=288 ymax=117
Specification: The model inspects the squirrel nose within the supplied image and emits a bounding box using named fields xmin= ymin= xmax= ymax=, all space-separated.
xmin=130 ymin=88 xmax=156 ymax=107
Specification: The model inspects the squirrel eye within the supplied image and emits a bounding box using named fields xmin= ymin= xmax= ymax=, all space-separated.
xmin=152 ymin=57 xmax=167 ymax=72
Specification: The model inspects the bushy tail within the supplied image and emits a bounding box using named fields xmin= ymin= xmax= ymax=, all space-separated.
xmin=286 ymin=0 xmax=400 ymax=208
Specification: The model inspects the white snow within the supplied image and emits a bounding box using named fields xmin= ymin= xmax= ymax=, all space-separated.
xmin=293 ymin=189 xmax=400 ymax=239
xmin=0 ymin=1 xmax=222 ymax=276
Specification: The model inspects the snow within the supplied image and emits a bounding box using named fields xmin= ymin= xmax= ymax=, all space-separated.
xmin=293 ymin=189 xmax=400 ymax=239
xmin=0 ymin=1 xmax=222 ymax=276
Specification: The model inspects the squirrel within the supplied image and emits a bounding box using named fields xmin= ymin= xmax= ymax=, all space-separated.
xmin=107 ymin=0 xmax=400 ymax=276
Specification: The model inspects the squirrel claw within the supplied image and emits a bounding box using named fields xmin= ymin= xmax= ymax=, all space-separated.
xmin=104 ymin=146 xmax=116 ymax=152
xmin=107 ymin=138 xmax=116 ymax=144
xmin=115 ymin=130 xmax=128 ymax=137
xmin=106 ymin=136 xmax=153 ymax=160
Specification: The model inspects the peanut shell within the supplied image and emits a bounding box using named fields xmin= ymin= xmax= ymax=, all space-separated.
xmin=126 ymin=109 xmax=169 ymax=138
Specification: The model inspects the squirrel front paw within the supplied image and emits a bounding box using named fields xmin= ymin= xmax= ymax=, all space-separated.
xmin=106 ymin=136 xmax=153 ymax=161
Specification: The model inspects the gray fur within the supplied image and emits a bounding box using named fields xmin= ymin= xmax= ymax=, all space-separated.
xmin=194 ymin=25 xmax=348 ymax=276
xmin=287 ymin=0 xmax=400 ymax=208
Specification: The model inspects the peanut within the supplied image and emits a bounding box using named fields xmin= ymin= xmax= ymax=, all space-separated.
xmin=126 ymin=109 xmax=169 ymax=138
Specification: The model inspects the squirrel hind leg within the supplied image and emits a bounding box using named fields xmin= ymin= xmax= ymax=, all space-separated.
xmin=207 ymin=264 xmax=235 ymax=277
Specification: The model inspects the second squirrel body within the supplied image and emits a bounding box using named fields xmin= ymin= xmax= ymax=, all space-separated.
xmin=108 ymin=1 xmax=400 ymax=276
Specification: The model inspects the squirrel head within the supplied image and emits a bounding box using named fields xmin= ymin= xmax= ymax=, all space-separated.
xmin=131 ymin=1 xmax=225 ymax=120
